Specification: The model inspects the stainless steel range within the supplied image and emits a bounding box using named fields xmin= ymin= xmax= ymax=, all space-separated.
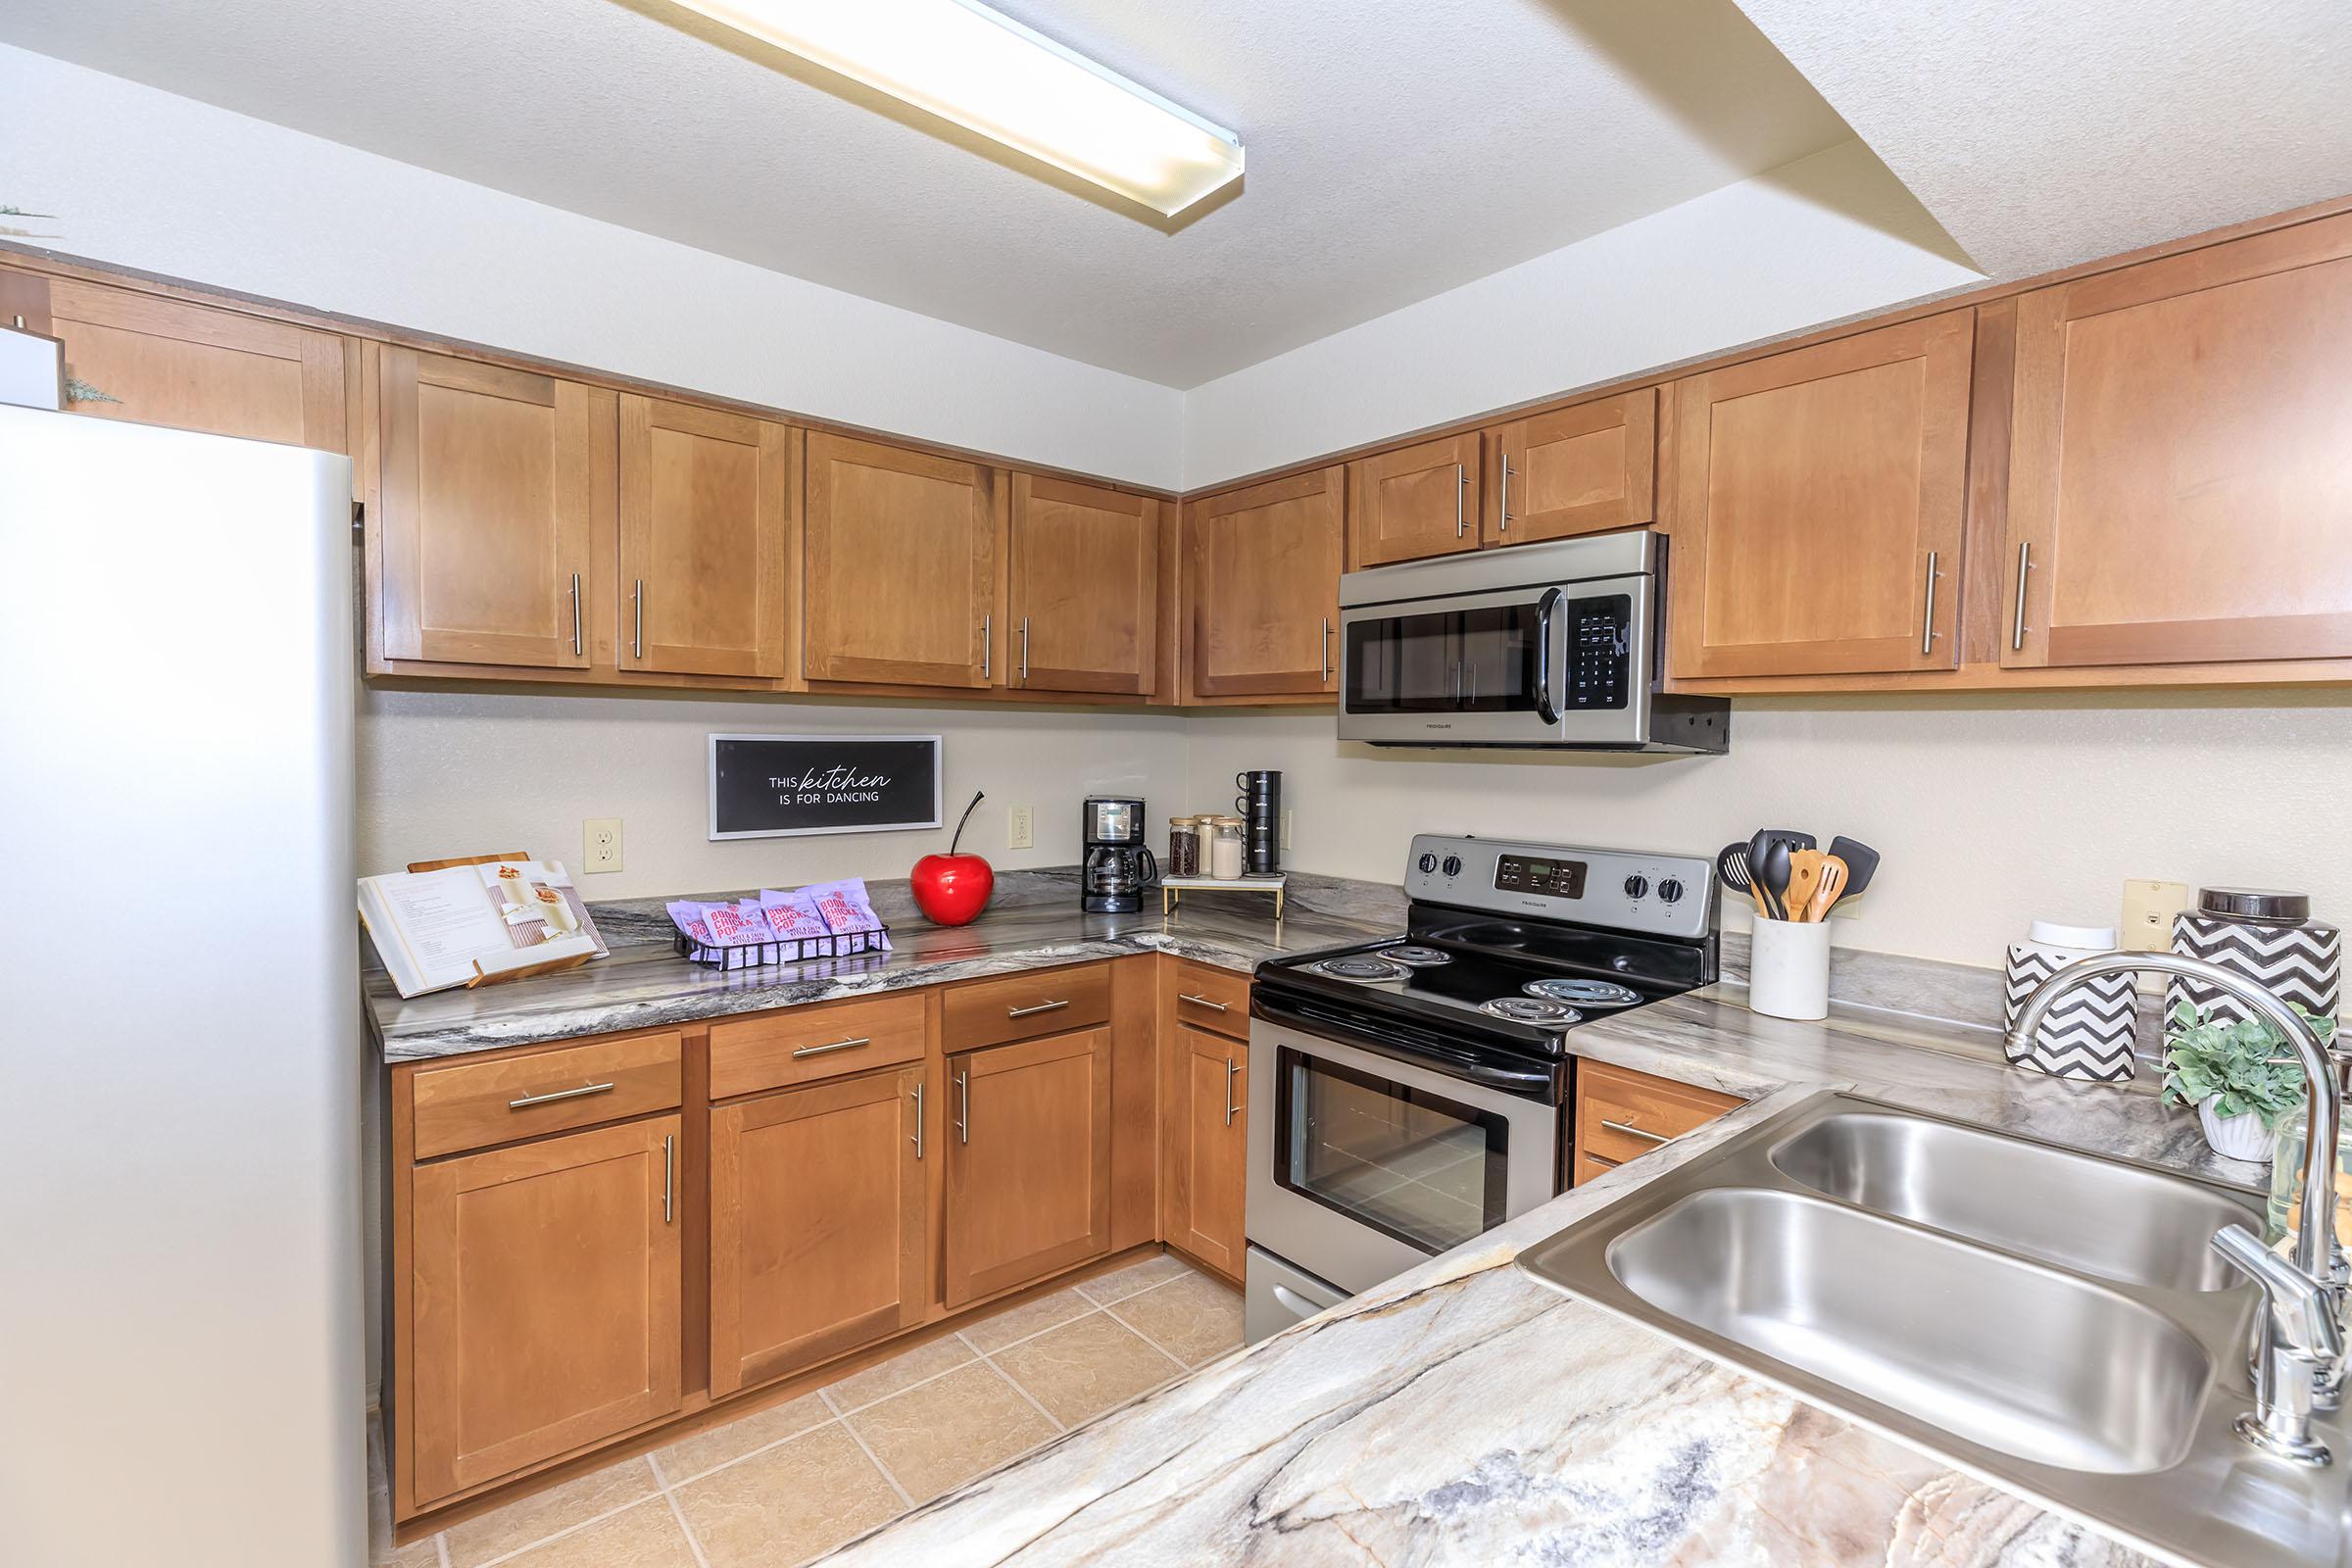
xmin=1243 ymin=833 xmax=1719 ymax=1342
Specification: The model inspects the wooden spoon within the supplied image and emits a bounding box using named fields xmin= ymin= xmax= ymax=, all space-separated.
xmin=1783 ymin=849 xmax=1827 ymax=922
xmin=1805 ymin=856 xmax=1848 ymax=922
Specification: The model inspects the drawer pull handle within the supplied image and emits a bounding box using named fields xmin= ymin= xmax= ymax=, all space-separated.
xmin=791 ymin=1035 xmax=872 ymax=1058
xmin=956 ymin=1069 xmax=971 ymax=1144
xmin=1006 ymin=1000 xmax=1070 ymax=1019
xmin=911 ymin=1080 xmax=925 ymax=1160
xmin=1224 ymin=1056 xmax=1242 ymax=1126
xmin=662 ymin=1133 xmax=675 ymax=1224
xmin=1178 ymin=993 xmax=1230 ymax=1012
xmin=509 ymin=1080 xmax=615 ymax=1110
xmin=1599 ymin=1117 xmax=1671 ymax=1146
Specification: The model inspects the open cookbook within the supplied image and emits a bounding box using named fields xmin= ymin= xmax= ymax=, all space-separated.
xmin=359 ymin=859 xmax=610 ymax=998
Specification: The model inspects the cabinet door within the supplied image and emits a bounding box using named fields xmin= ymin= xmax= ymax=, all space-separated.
xmin=1009 ymin=473 xmax=1158 ymax=695
xmin=1666 ymin=312 xmax=1973 ymax=678
xmin=943 ymin=1029 xmax=1111 ymax=1306
xmin=804 ymin=433 xmax=1001 ymax=688
xmin=1188 ymin=466 xmax=1345 ymax=698
xmin=378 ymin=348 xmax=600 ymax=668
xmin=709 ymin=1066 xmax=927 ymax=1396
xmin=2004 ymin=214 xmax=2352 ymax=667
xmin=37 ymin=274 xmax=345 ymax=449
xmin=618 ymin=396 xmax=795 ymax=678
xmin=1489 ymin=388 xmax=1654 ymax=546
xmin=409 ymin=1117 xmax=681 ymax=1503
xmin=1347 ymin=433 xmax=1480 ymax=569
xmin=1163 ymin=1028 xmax=1248 ymax=1281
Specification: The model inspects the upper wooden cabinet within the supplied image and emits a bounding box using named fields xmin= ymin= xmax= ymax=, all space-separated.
xmin=14 ymin=271 xmax=346 ymax=452
xmin=1188 ymin=466 xmax=1345 ymax=699
xmin=1163 ymin=1028 xmax=1247 ymax=1282
xmin=942 ymin=1028 xmax=1112 ymax=1307
xmin=1489 ymin=389 xmax=1654 ymax=546
xmin=1666 ymin=311 xmax=1975 ymax=679
xmin=804 ymin=433 xmax=1003 ymax=689
xmin=1347 ymin=433 xmax=1481 ymax=569
xmin=1009 ymin=473 xmax=1159 ymax=695
xmin=2003 ymin=214 xmax=2352 ymax=668
xmin=377 ymin=348 xmax=603 ymax=669
xmin=617 ymin=397 xmax=796 ymax=679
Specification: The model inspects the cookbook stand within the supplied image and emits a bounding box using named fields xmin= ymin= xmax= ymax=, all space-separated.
xmin=405 ymin=851 xmax=599 ymax=989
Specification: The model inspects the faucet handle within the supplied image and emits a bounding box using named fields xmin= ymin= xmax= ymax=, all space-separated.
xmin=2215 ymin=1225 xmax=2341 ymax=1359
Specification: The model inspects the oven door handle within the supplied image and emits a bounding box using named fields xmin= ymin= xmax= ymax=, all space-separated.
xmin=1249 ymin=991 xmax=1563 ymax=1099
xmin=1533 ymin=586 xmax=1562 ymax=725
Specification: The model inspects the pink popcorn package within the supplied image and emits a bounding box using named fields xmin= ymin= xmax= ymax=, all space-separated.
xmin=806 ymin=878 xmax=890 ymax=954
xmin=703 ymin=904 xmax=773 ymax=948
xmin=665 ymin=900 xmax=721 ymax=947
xmin=758 ymin=888 xmax=832 ymax=944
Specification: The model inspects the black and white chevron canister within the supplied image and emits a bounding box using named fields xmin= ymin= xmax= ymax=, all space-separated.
xmin=2167 ymin=913 xmax=2340 ymax=1027
xmin=2003 ymin=945 xmax=2138 ymax=1082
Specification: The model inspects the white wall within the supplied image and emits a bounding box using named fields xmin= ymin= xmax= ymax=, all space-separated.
xmin=1185 ymin=692 xmax=2352 ymax=972
xmin=0 ymin=45 xmax=1185 ymax=488
xmin=1179 ymin=139 xmax=1983 ymax=489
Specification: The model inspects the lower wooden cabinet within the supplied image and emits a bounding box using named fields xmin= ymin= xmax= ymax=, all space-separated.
xmin=407 ymin=1116 xmax=682 ymax=1504
xmin=709 ymin=1065 xmax=929 ymax=1396
xmin=943 ymin=1028 xmax=1113 ymax=1307
xmin=1163 ymin=1027 xmax=1248 ymax=1280
xmin=1569 ymin=1061 xmax=1740 ymax=1186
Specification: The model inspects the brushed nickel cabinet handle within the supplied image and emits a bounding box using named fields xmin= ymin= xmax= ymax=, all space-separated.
xmin=1599 ymin=1117 xmax=1670 ymax=1146
xmin=1020 ymin=616 xmax=1030 ymax=681
xmin=1919 ymin=551 xmax=1941 ymax=656
xmin=509 ymin=1080 xmax=615 ymax=1110
xmin=910 ymin=1080 xmax=925 ymax=1160
xmin=956 ymin=1068 xmax=970 ymax=1145
xmin=1223 ymin=1057 xmax=1241 ymax=1126
xmin=1453 ymin=463 xmax=1466 ymax=538
xmin=631 ymin=578 xmax=644 ymax=660
xmin=2012 ymin=541 xmax=2034 ymax=651
xmin=1006 ymin=999 xmax=1070 ymax=1018
xmin=662 ymin=1133 xmax=675 ymax=1224
xmin=790 ymin=1035 xmax=872 ymax=1059
xmin=569 ymin=571 xmax=583 ymax=657
xmin=1178 ymin=993 xmax=1229 ymax=1012
xmin=1320 ymin=617 xmax=1332 ymax=684
xmin=981 ymin=612 xmax=992 ymax=680
xmin=1499 ymin=457 xmax=1513 ymax=532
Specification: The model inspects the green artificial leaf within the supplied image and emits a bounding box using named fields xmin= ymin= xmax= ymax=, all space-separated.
xmin=2161 ymin=1000 xmax=2340 ymax=1131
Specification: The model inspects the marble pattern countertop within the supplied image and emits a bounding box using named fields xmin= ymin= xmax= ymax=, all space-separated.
xmin=364 ymin=869 xmax=1404 ymax=1060
xmin=815 ymin=991 xmax=2254 ymax=1568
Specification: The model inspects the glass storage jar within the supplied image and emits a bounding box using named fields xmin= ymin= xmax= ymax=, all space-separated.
xmin=1167 ymin=816 xmax=1200 ymax=877
xmin=1209 ymin=816 xmax=1247 ymax=879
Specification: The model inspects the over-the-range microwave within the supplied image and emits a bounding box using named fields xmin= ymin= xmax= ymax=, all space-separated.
xmin=1337 ymin=530 xmax=1729 ymax=752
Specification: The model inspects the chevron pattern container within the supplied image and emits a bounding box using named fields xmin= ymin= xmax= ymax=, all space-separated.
xmin=2167 ymin=889 xmax=2340 ymax=1029
xmin=2004 ymin=944 xmax=2139 ymax=1081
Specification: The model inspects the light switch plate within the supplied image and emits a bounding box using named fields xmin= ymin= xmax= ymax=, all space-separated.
xmin=2122 ymin=878 xmax=2190 ymax=952
xmin=1282 ymin=808 xmax=1294 ymax=851
xmin=584 ymin=817 xmax=623 ymax=874
xmin=1007 ymin=806 xmax=1034 ymax=851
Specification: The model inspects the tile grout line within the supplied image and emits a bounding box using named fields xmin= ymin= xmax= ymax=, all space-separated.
xmin=960 ymin=1330 xmax=1067 ymax=1434
xmin=659 ymin=1486 xmax=713 ymax=1568
xmin=654 ymin=1403 xmax=842 ymax=1490
xmin=467 ymin=1462 xmax=666 ymax=1568
xmin=1096 ymin=1297 xmax=1199 ymax=1375
xmin=827 ymin=1395 xmax=919 ymax=1512
xmin=436 ymin=1536 xmax=452 ymax=1568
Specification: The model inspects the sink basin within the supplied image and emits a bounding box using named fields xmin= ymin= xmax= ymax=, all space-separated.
xmin=1609 ymin=1187 xmax=2210 ymax=1473
xmin=1769 ymin=1109 xmax=2257 ymax=1292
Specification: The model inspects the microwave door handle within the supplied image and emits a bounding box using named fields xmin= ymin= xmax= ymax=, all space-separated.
xmin=1533 ymin=588 xmax=1561 ymax=724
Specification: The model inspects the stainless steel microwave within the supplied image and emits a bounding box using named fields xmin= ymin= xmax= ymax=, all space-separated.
xmin=1336 ymin=530 xmax=1729 ymax=751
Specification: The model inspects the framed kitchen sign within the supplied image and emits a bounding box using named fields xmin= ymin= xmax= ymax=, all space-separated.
xmin=708 ymin=734 xmax=944 ymax=841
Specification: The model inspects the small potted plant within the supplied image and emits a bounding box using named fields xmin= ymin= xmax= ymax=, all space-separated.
xmin=2160 ymin=1000 xmax=2338 ymax=1161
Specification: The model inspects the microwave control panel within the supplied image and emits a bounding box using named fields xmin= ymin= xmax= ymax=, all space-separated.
xmin=1561 ymin=593 xmax=1633 ymax=711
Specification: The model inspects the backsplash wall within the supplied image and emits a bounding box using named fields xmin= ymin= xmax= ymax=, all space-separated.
xmin=1184 ymin=689 xmax=2352 ymax=975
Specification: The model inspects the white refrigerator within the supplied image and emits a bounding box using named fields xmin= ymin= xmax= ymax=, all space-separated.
xmin=0 ymin=404 xmax=364 ymax=1567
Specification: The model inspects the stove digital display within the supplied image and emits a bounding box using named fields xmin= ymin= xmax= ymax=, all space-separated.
xmin=1494 ymin=854 xmax=1587 ymax=898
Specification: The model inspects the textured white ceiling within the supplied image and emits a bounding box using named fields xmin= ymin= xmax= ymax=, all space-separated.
xmin=0 ymin=0 xmax=1853 ymax=387
xmin=1731 ymin=0 xmax=2352 ymax=279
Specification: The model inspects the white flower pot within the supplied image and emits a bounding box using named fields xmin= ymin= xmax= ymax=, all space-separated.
xmin=2199 ymin=1101 xmax=2275 ymax=1163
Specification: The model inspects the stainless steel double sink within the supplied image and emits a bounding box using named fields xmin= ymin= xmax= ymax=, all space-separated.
xmin=1519 ymin=1092 xmax=2352 ymax=1568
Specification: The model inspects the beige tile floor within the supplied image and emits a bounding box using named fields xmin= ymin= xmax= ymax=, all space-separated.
xmin=370 ymin=1251 xmax=1243 ymax=1568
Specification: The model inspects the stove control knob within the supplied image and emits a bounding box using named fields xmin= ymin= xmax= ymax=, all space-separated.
xmin=1657 ymin=877 xmax=1686 ymax=904
xmin=1416 ymin=853 xmax=1438 ymax=874
xmin=1622 ymin=874 xmax=1649 ymax=900
xmin=1441 ymin=855 xmax=1463 ymax=877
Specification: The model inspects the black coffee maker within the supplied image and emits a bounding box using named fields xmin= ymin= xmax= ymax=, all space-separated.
xmin=1081 ymin=797 xmax=1158 ymax=913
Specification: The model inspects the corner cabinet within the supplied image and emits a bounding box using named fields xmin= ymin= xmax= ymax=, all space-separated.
xmin=942 ymin=1029 xmax=1113 ymax=1307
xmin=2002 ymin=212 xmax=2352 ymax=668
xmin=617 ymin=396 xmax=796 ymax=679
xmin=1186 ymin=466 xmax=1345 ymax=700
xmin=1665 ymin=311 xmax=1974 ymax=678
xmin=1008 ymin=473 xmax=1159 ymax=695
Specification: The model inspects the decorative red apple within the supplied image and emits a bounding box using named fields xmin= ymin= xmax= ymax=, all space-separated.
xmin=911 ymin=790 xmax=994 ymax=926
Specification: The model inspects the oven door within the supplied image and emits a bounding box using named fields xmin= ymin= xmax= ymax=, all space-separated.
xmin=1336 ymin=577 xmax=1653 ymax=745
xmin=1246 ymin=1017 xmax=1561 ymax=1295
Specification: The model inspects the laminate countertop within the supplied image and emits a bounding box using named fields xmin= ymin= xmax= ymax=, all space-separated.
xmin=815 ymin=987 xmax=2262 ymax=1568
xmin=363 ymin=869 xmax=1403 ymax=1060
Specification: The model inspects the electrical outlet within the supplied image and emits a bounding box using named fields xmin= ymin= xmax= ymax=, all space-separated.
xmin=1007 ymin=806 xmax=1034 ymax=851
xmin=1282 ymin=808 xmax=1294 ymax=851
xmin=2121 ymin=878 xmax=2190 ymax=952
xmin=583 ymin=817 xmax=623 ymax=874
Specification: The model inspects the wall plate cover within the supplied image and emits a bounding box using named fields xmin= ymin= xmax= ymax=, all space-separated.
xmin=584 ymin=817 xmax=623 ymax=874
xmin=2122 ymin=878 xmax=2190 ymax=953
xmin=1007 ymin=805 xmax=1034 ymax=850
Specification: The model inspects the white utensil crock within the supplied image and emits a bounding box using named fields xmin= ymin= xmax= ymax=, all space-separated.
xmin=1749 ymin=917 xmax=1832 ymax=1020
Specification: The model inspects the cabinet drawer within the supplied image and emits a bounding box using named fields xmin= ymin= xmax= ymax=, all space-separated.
xmin=941 ymin=962 xmax=1111 ymax=1052
xmin=1577 ymin=1061 xmax=1740 ymax=1166
xmin=709 ymin=993 xmax=927 ymax=1101
xmin=1170 ymin=962 xmax=1250 ymax=1040
xmin=411 ymin=1031 xmax=682 ymax=1160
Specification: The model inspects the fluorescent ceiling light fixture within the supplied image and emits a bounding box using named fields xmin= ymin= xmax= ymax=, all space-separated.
xmin=669 ymin=0 xmax=1244 ymax=216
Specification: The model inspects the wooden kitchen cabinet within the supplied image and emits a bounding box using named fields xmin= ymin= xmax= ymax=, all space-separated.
xmin=1665 ymin=311 xmax=1974 ymax=678
xmin=407 ymin=1116 xmax=682 ymax=1504
xmin=1571 ymin=1061 xmax=1740 ymax=1186
xmin=803 ymin=432 xmax=1003 ymax=688
xmin=2003 ymin=212 xmax=2352 ymax=668
xmin=617 ymin=396 xmax=796 ymax=679
xmin=708 ymin=1065 xmax=929 ymax=1396
xmin=1347 ymin=433 xmax=1481 ymax=569
xmin=1008 ymin=473 xmax=1159 ymax=695
xmin=376 ymin=348 xmax=604 ymax=668
xmin=1187 ymin=466 xmax=1345 ymax=699
xmin=942 ymin=1028 xmax=1112 ymax=1306
xmin=1488 ymin=388 xmax=1654 ymax=546
xmin=1163 ymin=1027 xmax=1248 ymax=1281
